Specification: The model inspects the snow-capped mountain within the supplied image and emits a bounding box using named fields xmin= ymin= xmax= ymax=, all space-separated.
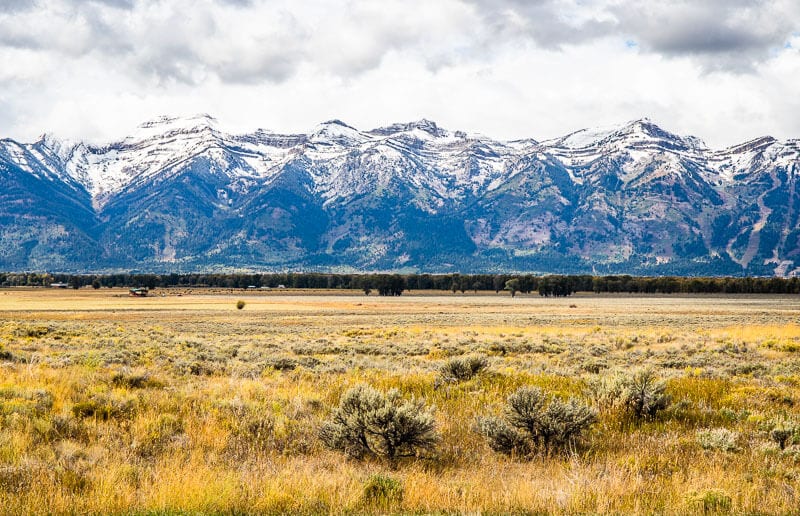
xmin=1 ymin=115 xmax=799 ymax=275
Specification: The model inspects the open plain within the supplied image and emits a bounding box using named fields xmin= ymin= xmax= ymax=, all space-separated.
xmin=1 ymin=289 xmax=800 ymax=514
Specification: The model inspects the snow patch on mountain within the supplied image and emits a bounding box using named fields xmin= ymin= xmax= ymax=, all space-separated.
xmin=6 ymin=115 xmax=796 ymax=214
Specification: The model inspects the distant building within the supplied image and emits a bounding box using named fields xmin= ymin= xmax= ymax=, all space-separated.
xmin=129 ymin=288 xmax=148 ymax=297
xmin=50 ymin=282 xmax=69 ymax=288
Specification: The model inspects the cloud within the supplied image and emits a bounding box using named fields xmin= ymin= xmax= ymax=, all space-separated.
xmin=85 ymin=0 xmax=135 ymax=9
xmin=0 ymin=0 xmax=482 ymax=85
xmin=613 ymin=0 xmax=800 ymax=72
xmin=464 ymin=0 xmax=616 ymax=49
xmin=464 ymin=0 xmax=800 ymax=72
xmin=214 ymin=0 xmax=253 ymax=6
xmin=0 ymin=0 xmax=798 ymax=148
xmin=0 ymin=0 xmax=37 ymax=13
xmin=1 ymin=0 xmax=798 ymax=85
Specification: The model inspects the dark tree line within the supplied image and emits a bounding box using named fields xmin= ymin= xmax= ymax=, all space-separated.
xmin=2 ymin=272 xmax=800 ymax=296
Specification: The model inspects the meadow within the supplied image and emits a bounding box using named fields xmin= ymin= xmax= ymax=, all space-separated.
xmin=1 ymin=288 xmax=799 ymax=514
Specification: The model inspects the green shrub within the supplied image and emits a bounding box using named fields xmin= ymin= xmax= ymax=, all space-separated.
xmin=15 ymin=325 xmax=50 ymax=338
xmin=589 ymin=373 xmax=628 ymax=412
xmin=478 ymin=386 xmax=596 ymax=456
xmin=0 ymin=464 xmax=33 ymax=491
xmin=49 ymin=414 xmax=89 ymax=442
xmin=476 ymin=416 xmax=531 ymax=456
xmin=686 ymin=489 xmax=732 ymax=514
xmin=236 ymin=300 xmax=246 ymax=310
xmin=31 ymin=414 xmax=89 ymax=443
xmin=111 ymin=371 xmax=162 ymax=389
xmin=362 ymin=474 xmax=404 ymax=510
xmin=266 ymin=357 xmax=297 ymax=371
xmin=625 ymin=369 xmax=671 ymax=420
xmin=769 ymin=419 xmax=799 ymax=450
xmin=319 ymin=384 xmax=438 ymax=463
xmin=58 ymin=465 xmax=89 ymax=493
xmin=0 ymin=388 xmax=53 ymax=417
xmin=71 ymin=394 xmax=135 ymax=421
xmin=696 ymin=428 xmax=739 ymax=452
xmin=72 ymin=401 xmax=114 ymax=420
xmin=439 ymin=354 xmax=489 ymax=381
xmin=590 ymin=369 xmax=670 ymax=422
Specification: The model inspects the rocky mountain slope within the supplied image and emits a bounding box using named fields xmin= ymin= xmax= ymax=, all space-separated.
xmin=1 ymin=115 xmax=798 ymax=274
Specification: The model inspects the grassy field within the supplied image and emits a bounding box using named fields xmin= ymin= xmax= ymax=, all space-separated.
xmin=1 ymin=288 xmax=800 ymax=514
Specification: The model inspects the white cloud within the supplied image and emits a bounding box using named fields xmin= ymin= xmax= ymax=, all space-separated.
xmin=0 ymin=0 xmax=798 ymax=148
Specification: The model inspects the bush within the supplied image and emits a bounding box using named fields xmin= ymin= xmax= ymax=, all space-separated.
xmin=266 ymin=357 xmax=297 ymax=371
xmin=440 ymin=354 xmax=488 ymax=381
xmin=770 ymin=419 xmax=799 ymax=450
xmin=111 ymin=370 xmax=162 ymax=389
xmin=478 ymin=386 xmax=596 ymax=456
xmin=71 ymin=394 xmax=135 ymax=421
xmin=590 ymin=369 xmax=670 ymax=423
xmin=362 ymin=474 xmax=404 ymax=510
xmin=0 ymin=464 xmax=34 ymax=491
xmin=625 ymin=370 xmax=670 ymax=421
xmin=0 ymin=388 xmax=53 ymax=417
xmin=476 ymin=416 xmax=531 ymax=456
xmin=236 ymin=300 xmax=246 ymax=310
xmin=40 ymin=414 xmax=88 ymax=443
xmin=685 ymin=489 xmax=732 ymax=513
xmin=696 ymin=427 xmax=739 ymax=452
xmin=319 ymin=384 xmax=438 ymax=463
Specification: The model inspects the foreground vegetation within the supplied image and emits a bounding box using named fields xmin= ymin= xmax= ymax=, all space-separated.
xmin=1 ymin=289 xmax=800 ymax=514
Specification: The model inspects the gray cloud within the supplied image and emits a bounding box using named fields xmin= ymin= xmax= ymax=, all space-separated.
xmin=214 ymin=0 xmax=253 ymax=6
xmin=0 ymin=0 xmax=478 ymax=85
xmin=1 ymin=0 xmax=797 ymax=85
xmin=0 ymin=0 xmax=308 ymax=85
xmin=84 ymin=0 xmax=135 ymax=9
xmin=613 ymin=0 xmax=799 ymax=72
xmin=0 ymin=0 xmax=38 ymax=13
xmin=0 ymin=0 xmax=799 ymax=150
xmin=465 ymin=0 xmax=616 ymax=49
xmin=465 ymin=0 xmax=800 ymax=72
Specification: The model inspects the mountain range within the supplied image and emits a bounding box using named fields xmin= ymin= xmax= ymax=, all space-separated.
xmin=1 ymin=114 xmax=798 ymax=275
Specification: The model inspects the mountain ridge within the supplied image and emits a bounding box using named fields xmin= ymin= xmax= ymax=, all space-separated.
xmin=1 ymin=115 xmax=799 ymax=275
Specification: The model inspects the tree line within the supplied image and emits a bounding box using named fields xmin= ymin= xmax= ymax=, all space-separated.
xmin=2 ymin=272 xmax=800 ymax=296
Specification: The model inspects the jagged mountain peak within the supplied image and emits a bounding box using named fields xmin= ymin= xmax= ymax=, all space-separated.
xmin=129 ymin=113 xmax=221 ymax=143
xmin=720 ymin=135 xmax=778 ymax=155
xmin=3 ymin=115 xmax=800 ymax=275
xmin=138 ymin=113 xmax=218 ymax=130
xmin=309 ymin=119 xmax=370 ymax=147
xmin=546 ymin=117 xmax=703 ymax=152
xmin=618 ymin=118 xmax=705 ymax=148
xmin=406 ymin=118 xmax=445 ymax=136
xmin=547 ymin=122 xmax=628 ymax=149
xmin=317 ymin=119 xmax=356 ymax=129
xmin=369 ymin=119 xmax=450 ymax=139
xmin=34 ymin=133 xmax=81 ymax=159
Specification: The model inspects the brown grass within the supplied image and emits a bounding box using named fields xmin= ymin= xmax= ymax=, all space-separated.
xmin=0 ymin=288 xmax=799 ymax=514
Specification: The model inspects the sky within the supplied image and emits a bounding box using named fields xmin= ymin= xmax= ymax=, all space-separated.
xmin=1 ymin=0 xmax=799 ymax=148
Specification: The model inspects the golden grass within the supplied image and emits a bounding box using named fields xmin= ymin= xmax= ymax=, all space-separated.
xmin=1 ymin=289 xmax=800 ymax=514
